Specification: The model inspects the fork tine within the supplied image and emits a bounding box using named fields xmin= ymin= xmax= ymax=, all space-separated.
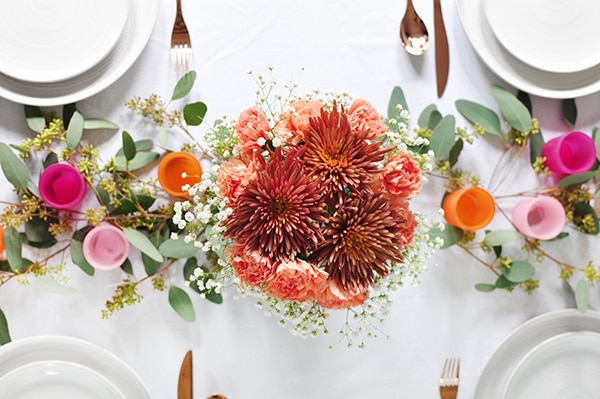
xmin=440 ymin=358 xmax=459 ymax=386
xmin=170 ymin=0 xmax=192 ymax=73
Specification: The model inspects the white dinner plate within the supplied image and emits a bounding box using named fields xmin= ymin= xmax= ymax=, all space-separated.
xmin=503 ymin=331 xmax=600 ymax=398
xmin=0 ymin=0 xmax=130 ymax=83
xmin=456 ymin=0 xmax=600 ymax=99
xmin=474 ymin=309 xmax=600 ymax=398
xmin=483 ymin=0 xmax=600 ymax=74
xmin=0 ymin=336 xmax=151 ymax=399
xmin=0 ymin=0 xmax=159 ymax=106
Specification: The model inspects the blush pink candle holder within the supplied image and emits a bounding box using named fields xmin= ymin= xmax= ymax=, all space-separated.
xmin=541 ymin=131 xmax=597 ymax=176
xmin=442 ymin=187 xmax=496 ymax=231
xmin=38 ymin=163 xmax=87 ymax=209
xmin=82 ymin=224 xmax=130 ymax=271
xmin=512 ymin=197 xmax=565 ymax=240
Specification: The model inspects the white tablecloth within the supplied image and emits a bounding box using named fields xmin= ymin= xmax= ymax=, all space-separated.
xmin=1 ymin=1 xmax=600 ymax=398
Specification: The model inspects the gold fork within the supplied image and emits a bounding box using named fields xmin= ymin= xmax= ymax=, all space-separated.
xmin=170 ymin=0 xmax=192 ymax=73
xmin=439 ymin=358 xmax=459 ymax=399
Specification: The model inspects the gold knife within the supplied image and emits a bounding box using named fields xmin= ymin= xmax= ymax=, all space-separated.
xmin=178 ymin=350 xmax=193 ymax=399
xmin=433 ymin=0 xmax=449 ymax=97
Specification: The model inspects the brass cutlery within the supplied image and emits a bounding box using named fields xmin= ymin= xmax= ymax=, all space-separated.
xmin=400 ymin=0 xmax=430 ymax=55
xmin=439 ymin=358 xmax=459 ymax=399
xmin=170 ymin=0 xmax=192 ymax=73
xmin=178 ymin=350 xmax=193 ymax=399
xmin=433 ymin=0 xmax=449 ymax=97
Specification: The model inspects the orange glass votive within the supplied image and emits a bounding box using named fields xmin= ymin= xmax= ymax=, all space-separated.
xmin=442 ymin=187 xmax=495 ymax=231
xmin=157 ymin=152 xmax=202 ymax=197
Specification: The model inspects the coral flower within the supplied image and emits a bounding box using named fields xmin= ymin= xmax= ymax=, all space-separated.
xmin=316 ymin=279 xmax=369 ymax=309
xmin=310 ymin=193 xmax=412 ymax=292
xmin=273 ymin=99 xmax=323 ymax=145
xmin=347 ymin=98 xmax=389 ymax=140
xmin=222 ymin=149 xmax=328 ymax=260
xmin=228 ymin=244 xmax=274 ymax=287
xmin=302 ymin=105 xmax=391 ymax=208
xmin=217 ymin=158 xmax=256 ymax=204
xmin=234 ymin=106 xmax=271 ymax=157
xmin=263 ymin=259 xmax=328 ymax=302
xmin=381 ymin=151 xmax=422 ymax=200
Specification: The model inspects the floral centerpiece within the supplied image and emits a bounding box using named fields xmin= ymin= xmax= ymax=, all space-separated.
xmin=0 ymin=71 xmax=438 ymax=347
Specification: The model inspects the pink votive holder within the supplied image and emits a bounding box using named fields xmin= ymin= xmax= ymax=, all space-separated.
xmin=39 ymin=163 xmax=87 ymax=209
xmin=512 ymin=197 xmax=565 ymax=240
xmin=83 ymin=225 xmax=130 ymax=271
xmin=541 ymin=131 xmax=597 ymax=176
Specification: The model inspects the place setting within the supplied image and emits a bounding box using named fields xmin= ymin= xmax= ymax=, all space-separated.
xmin=0 ymin=0 xmax=159 ymax=106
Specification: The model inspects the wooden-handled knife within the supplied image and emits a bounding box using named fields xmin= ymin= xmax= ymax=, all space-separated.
xmin=178 ymin=350 xmax=193 ymax=399
xmin=434 ymin=0 xmax=449 ymax=97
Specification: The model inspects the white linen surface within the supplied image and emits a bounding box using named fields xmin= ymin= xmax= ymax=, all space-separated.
xmin=1 ymin=1 xmax=600 ymax=398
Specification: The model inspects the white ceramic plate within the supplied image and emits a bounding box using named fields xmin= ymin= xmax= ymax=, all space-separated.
xmin=483 ymin=0 xmax=600 ymax=73
xmin=0 ymin=336 xmax=151 ymax=399
xmin=474 ymin=309 xmax=600 ymax=398
xmin=456 ymin=0 xmax=600 ymax=99
xmin=0 ymin=0 xmax=130 ymax=83
xmin=503 ymin=331 xmax=600 ymax=398
xmin=0 ymin=0 xmax=159 ymax=106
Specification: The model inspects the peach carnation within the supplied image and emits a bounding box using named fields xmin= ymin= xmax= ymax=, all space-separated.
xmin=234 ymin=106 xmax=271 ymax=156
xmin=274 ymin=99 xmax=323 ymax=145
xmin=381 ymin=152 xmax=422 ymax=200
xmin=217 ymin=158 xmax=256 ymax=204
xmin=263 ymin=259 xmax=328 ymax=302
xmin=348 ymin=98 xmax=388 ymax=140
xmin=229 ymin=245 xmax=274 ymax=287
xmin=316 ymin=279 xmax=369 ymax=309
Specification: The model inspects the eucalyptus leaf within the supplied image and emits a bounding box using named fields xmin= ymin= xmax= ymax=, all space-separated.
xmin=4 ymin=227 xmax=23 ymax=272
xmin=575 ymin=277 xmax=589 ymax=313
xmin=475 ymin=283 xmax=496 ymax=293
xmin=430 ymin=115 xmax=456 ymax=159
xmin=558 ymin=171 xmax=600 ymax=188
xmin=517 ymin=91 xmax=532 ymax=113
xmin=24 ymin=105 xmax=45 ymax=133
xmin=491 ymin=85 xmax=532 ymax=133
xmin=142 ymin=233 xmax=163 ymax=275
xmin=388 ymin=86 xmax=409 ymax=119
xmin=168 ymin=285 xmax=196 ymax=322
xmin=529 ymin=131 xmax=545 ymax=166
xmin=448 ymin=139 xmax=464 ymax=167
xmin=0 ymin=309 xmax=11 ymax=346
xmin=159 ymin=238 xmax=199 ymax=259
xmin=427 ymin=223 xmax=463 ymax=249
xmin=158 ymin=129 xmax=169 ymax=148
xmin=205 ymin=290 xmax=224 ymax=304
xmin=501 ymin=260 xmax=535 ymax=283
xmin=122 ymin=131 xmax=137 ymax=161
xmin=25 ymin=216 xmax=57 ymax=243
xmin=70 ymin=239 xmax=94 ymax=276
xmin=171 ymin=71 xmax=197 ymax=101
xmin=63 ymin=103 xmax=77 ymax=126
xmin=115 ymin=152 xmax=160 ymax=172
xmin=123 ymin=228 xmax=163 ymax=263
xmin=33 ymin=276 xmax=77 ymax=294
xmin=562 ymin=98 xmax=577 ymax=128
xmin=417 ymin=104 xmax=438 ymax=129
xmin=495 ymin=274 xmax=516 ymax=289
xmin=455 ymin=99 xmax=502 ymax=136
xmin=115 ymin=139 xmax=153 ymax=157
xmin=66 ymin=111 xmax=84 ymax=150
xmin=594 ymin=127 xmax=600 ymax=161
xmin=83 ymin=119 xmax=118 ymax=130
xmin=43 ymin=152 xmax=59 ymax=168
xmin=183 ymin=257 xmax=202 ymax=295
xmin=573 ymin=202 xmax=599 ymax=234
xmin=484 ymin=229 xmax=523 ymax=246
xmin=121 ymin=259 xmax=134 ymax=275
xmin=0 ymin=143 xmax=30 ymax=190
xmin=183 ymin=101 xmax=207 ymax=126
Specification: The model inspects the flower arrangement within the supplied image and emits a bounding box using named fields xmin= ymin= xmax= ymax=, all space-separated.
xmin=405 ymin=85 xmax=600 ymax=310
xmin=130 ymin=71 xmax=437 ymax=344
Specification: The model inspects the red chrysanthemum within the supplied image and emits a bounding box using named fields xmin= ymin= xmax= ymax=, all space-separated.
xmin=309 ymin=193 xmax=414 ymax=292
xmin=222 ymin=149 xmax=328 ymax=260
xmin=301 ymin=104 xmax=392 ymax=207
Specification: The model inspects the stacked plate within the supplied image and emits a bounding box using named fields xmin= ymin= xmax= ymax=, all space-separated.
xmin=456 ymin=0 xmax=600 ymax=99
xmin=474 ymin=309 xmax=600 ymax=398
xmin=0 ymin=0 xmax=160 ymax=106
xmin=0 ymin=336 xmax=151 ymax=399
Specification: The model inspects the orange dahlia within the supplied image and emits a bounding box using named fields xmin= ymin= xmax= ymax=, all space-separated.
xmin=222 ymin=149 xmax=328 ymax=260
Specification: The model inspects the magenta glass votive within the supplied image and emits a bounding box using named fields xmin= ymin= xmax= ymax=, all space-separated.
xmin=541 ymin=131 xmax=597 ymax=176
xmin=83 ymin=225 xmax=130 ymax=271
xmin=512 ymin=197 xmax=565 ymax=240
xmin=39 ymin=163 xmax=87 ymax=209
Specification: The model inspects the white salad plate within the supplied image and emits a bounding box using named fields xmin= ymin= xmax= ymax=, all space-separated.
xmin=0 ymin=0 xmax=159 ymax=106
xmin=483 ymin=0 xmax=600 ymax=74
xmin=0 ymin=0 xmax=130 ymax=83
xmin=456 ymin=0 xmax=600 ymax=99
xmin=503 ymin=331 xmax=600 ymax=398
xmin=474 ymin=309 xmax=600 ymax=398
xmin=0 ymin=336 xmax=151 ymax=399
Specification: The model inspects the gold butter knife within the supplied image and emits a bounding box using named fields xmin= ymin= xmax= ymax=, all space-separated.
xmin=178 ymin=350 xmax=193 ymax=399
xmin=434 ymin=0 xmax=449 ymax=97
